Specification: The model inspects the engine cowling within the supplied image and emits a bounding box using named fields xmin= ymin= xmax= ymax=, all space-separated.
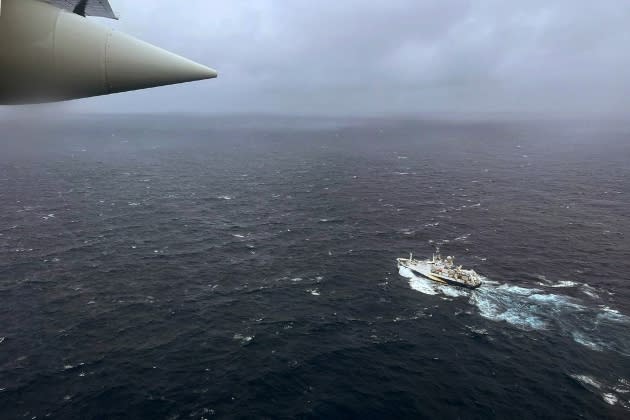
xmin=0 ymin=0 xmax=217 ymax=104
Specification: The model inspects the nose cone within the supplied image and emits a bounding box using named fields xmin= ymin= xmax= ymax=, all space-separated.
xmin=105 ymin=30 xmax=217 ymax=94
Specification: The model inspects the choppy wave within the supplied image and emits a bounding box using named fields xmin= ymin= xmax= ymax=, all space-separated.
xmin=547 ymin=280 xmax=580 ymax=288
xmin=4 ymin=116 xmax=630 ymax=418
xmin=233 ymin=333 xmax=254 ymax=345
xmin=537 ymin=279 xmax=604 ymax=300
xmin=400 ymin=266 xmax=630 ymax=355
xmin=571 ymin=374 xmax=630 ymax=409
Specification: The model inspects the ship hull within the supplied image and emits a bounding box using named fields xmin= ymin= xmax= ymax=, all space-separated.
xmin=421 ymin=270 xmax=481 ymax=289
xmin=398 ymin=259 xmax=482 ymax=290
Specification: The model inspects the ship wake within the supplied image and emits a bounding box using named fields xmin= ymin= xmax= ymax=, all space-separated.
xmin=400 ymin=266 xmax=630 ymax=356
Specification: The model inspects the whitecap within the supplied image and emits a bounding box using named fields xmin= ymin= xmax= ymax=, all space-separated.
xmin=548 ymin=281 xmax=580 ymax=288
xmin=318 ymin=218 xmax=343 ymax=223
xmin=496 ymin=284 xmax=541 ymax=296
xmin=571 ymin=374 xmax=602 ymax=389
xmin=602 ymin=393 xmax=618 ymax=405
xmin=571 ymin=331 xmax=604 ymax=352
xmin=581 ymin=284 xmax=600 ymax=299
xmin=571 ymin=375 xmax=630 ymax=409
xmin=233 ymin=333 xmax=254 ymax=344
xmin=466 ymin=325 xmax=489 ymax=335
xmin=408 ymin=278 xmax=439 ymax=296
xmin=614 ymin=379 xmax=630 ymax=394
xmin=597 ymin=307 xmax=630 ymax=323
xmin=439 ymin=286 xmax=470 ymax=298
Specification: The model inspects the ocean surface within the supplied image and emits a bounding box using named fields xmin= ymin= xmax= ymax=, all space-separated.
xmin=0 ymin=115 xmax=629 ymax=419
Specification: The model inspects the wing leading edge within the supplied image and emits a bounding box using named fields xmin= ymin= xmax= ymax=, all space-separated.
xmin=43 ymin=0 xmax=117 ymax=19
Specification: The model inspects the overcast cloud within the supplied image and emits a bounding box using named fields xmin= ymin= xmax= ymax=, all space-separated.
xmin=72 ymin=0 xmax=630 ymax=115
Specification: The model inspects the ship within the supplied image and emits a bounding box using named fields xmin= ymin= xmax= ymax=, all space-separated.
xmin=397 ymin=252 xmax=482 ymax=289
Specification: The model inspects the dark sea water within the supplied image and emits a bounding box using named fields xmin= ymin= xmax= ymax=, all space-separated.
xmin=0 ymin=115 xmax=629 ymax=419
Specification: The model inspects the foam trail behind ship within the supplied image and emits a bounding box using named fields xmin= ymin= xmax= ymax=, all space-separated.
xmin=400 ymin=266 xmax=630 ymax=356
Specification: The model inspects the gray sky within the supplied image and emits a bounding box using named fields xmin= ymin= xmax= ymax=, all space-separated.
xmin=73 ymin=0 xmax=630 ymax=115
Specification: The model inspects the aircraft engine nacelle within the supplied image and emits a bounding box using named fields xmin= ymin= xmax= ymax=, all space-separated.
xmin=0 ymin=0 xmax=217 ymax=104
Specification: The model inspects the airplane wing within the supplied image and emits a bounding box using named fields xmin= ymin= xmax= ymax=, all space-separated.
xmin=43 ymin=0 xmax=117 ymax=19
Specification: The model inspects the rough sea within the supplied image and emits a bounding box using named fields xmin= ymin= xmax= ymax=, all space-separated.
xmin=0 ymin=115 xmax=629 ymax=419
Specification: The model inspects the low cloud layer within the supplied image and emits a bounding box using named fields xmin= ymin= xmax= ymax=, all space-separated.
xmin=71 ymin=0 xmax=630 ymax=115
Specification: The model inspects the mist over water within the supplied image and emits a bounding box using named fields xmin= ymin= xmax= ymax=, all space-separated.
xmin=0 ymin=115 xmax=629 ymax=419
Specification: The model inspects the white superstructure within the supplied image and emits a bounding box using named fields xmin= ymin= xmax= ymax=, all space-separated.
xmin=397 ymin=252 xmax=482 ymax=289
